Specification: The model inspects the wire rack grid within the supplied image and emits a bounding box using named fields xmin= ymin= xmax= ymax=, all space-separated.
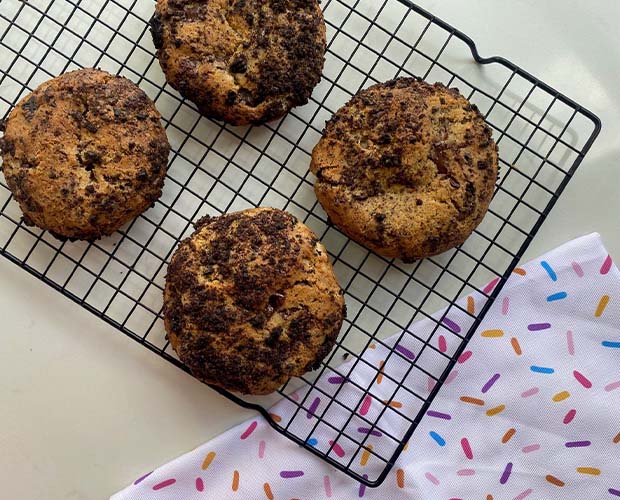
xmin=0 ymin=0 xmax=601 ymax=487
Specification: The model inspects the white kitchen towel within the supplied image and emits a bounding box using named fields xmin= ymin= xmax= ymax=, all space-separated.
xmin=113 ymin=233 xmax=620 ymax=499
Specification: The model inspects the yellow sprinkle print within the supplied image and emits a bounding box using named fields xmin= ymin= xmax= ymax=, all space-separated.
xmin=552 ymin=391 xmax=570 ymax=402
xmin=467 ymin=296 xmax=475 ymax=314
xmin=201 ymin=451 xmax=216 ymax=470
xmin=360 ymin=445 xmax=373 ymax=466
xmin=576 ymin=467 xmax=601 ymax=476
xmin=481 ymin=329 xmax=504 ymax=338
xmin=486 ymin=404 xmax=506 ymax=416
xmin=596 ymin=295 xmax=610 ymax=317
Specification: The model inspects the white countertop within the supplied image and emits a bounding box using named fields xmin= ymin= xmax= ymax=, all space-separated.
xmin=1 ymin=1 xmax=619 ymax=498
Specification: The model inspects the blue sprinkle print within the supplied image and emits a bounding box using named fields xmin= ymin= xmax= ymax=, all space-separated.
xmin=541 ymin=261 xmax=558 ymax=282
xmin=530 ymin=366 xmax=555 ymax=374
xmin=602 ymin=341 xmax=620 ymax=349
xmin=429 ymin=431 xmax=446 ymax=447
xmin=307 ymin=438 xmax=318 ymax=446
xmin=547 ymin=292 xmax=568 ymax=302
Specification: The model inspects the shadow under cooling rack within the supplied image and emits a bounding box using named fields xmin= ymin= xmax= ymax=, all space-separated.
xmin=0 ymin=0 xmax=600 ymax=487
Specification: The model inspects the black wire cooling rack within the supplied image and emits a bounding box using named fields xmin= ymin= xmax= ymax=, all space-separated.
xmin=0 ymin=0 xmax=601 ymax=488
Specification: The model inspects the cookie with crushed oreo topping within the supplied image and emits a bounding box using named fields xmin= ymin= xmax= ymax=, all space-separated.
xmin=150 ymin=0 xmax=326 ymax=125
xmin=310 ymin=77 xmax=499 ymax=262
xmin=0 ymin=68 xmax=170 ymax=241
xmin=164 ymin=207 xmax=345 ymax=395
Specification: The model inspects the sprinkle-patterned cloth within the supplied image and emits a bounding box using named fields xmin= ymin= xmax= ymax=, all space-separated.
xmin=113 ymin=233 xmax=620 ymax=499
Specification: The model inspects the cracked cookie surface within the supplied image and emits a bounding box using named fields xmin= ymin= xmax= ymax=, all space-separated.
xmin=0 ymin=68 xmax=170 ymax=240
xmin=150 ymin=0 xmax=326 ymax=125
xmin=310 ymin=77 xmax=499 ymax=262
xmin=164 ymin=207 xmax=345 ymax=395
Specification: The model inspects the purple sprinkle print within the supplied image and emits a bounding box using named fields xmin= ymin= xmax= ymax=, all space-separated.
xmin=327 ymin=376 xmax=347 ymax=384
xmin=133 ymin=471 xmax=152 ymax=485
xmin=442 ymin=317 xmax=461 ymax=333
xmin=610 ymin=489 xmax=620 ymax=497
xmin=500 ymin=462 xmax=513 ymax=484
xmin=359 ymin=474 xmax=368 ymax=497
xmin=280 ymin=470 xmax=304 ymax=478
xmin=482 ymin=373 xmax=501 ymax=394
xmin=427 ymin=410 xmax=452 ymax=420
xmin=395 ymin=344 xmax=416 ymax=360
xmin=565 ymin=440 xmax=591 ymax=448
xmin=358 ymin=427 xmax=382 ymax=437
xmin=528 ymin=323 xmax=551 ymax=331
xmin=307 ymin=397 xmax=320 ymax=419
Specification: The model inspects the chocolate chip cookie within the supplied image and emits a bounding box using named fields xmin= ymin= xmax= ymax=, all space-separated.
xmin=310 ymin=77 xmax=499 ymax=262
xmin=164 ymin=207 xmax=345 ymax=395
xmin=0 ymin=68 xmax=169 ymax=240
xmin=150 ymin=0 xmax=326 ymax=125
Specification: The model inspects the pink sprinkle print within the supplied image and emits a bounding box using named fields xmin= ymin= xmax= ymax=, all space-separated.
xmin=461 ymin=438 xmax=473 ymax=459
xmin=521 ymin=387 xmax=539 ymax=398
xmin=152 ymin=479 xmax=176 ymax=491
xmin=573 ymin=370 xmax=592 ymax=388
xmin=291 ymin=391 xmax=300 ymax=401
xmin=500 ymin=462 xmax=513 ymax=484
xmin=427 ymin=376 xmax=436 ymax=392
xmin=566 ymin=330 xmax=575 ymax=356
xmin=457 ymin=469 xmax=475 ymax=476
xmin=438 ymin=335 xmax=447 ymax=353
xmin=133 ymin=471 xmax=152 ymax=485
xmin=458 ymin=351 xmax=473 ymax=364
xmin=323 ymin=475 xmax=332 ymax=498
xmin=483 ymin=277 xmax=500 ymax=294
xmin=258 ymin=440 xmax=266 ymax=458
xmin=240 ymin=421 xmax=257 ymax=439
xmin=329 ymin=440 xmax=345 ymax=458
xmin=605 ymin=381 xmax=620 ymax=392
xmin=564 ymin=409 xmax=577 ymax=424
xmin=502 ymin=296 xmax=510 ymax=315
xmin=445 ymin=370 xmax=459 ymax=384
xmin=572 ymin=261 xmax=584 ymax=277
xmin=425 ymin=472 xmax=440 ymax=485
xmin=601 ymin=255 xmax=613 ymax=274
xmin=513 ymin=489 xmax=533 ymax=500
xmin=359 ymin=395 xmax=372 ymax=416
xmin=522 ymin=444 xmax=540 ymax=453
xmin=195 ymin=478 xmax=204 ymax=492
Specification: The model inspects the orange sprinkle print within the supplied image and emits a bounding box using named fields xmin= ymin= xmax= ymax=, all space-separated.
xmin=201 ymin=451 xmax=216 ymax=470
xmin=377 ymin=360 xmax=385 ymax=384
xmin=482 ymin=329 xmax=504 ymax=338
xmin=385 ymin=400 xmax=403 ymax=408
xmin=467 ymin=296 xmax=475 ymax=314
xmin=269 ymin=413 xmax=282 ymax=423
xmin=502 ymin=428 xmax=516 ymax=444
xmin=545 ymin=475 xmax=565 ymax=487
xmin=511 ymin=337 xmax=522 ymax=355
xmin=596 ymin=295 xmax=610 ymax=317
xmin=460 ymin=396 xmax=485 ymax=406
xmin=360 ymin=445 xmax=373 ymax=466
xmin=552 ymin=391 xmax=570 ymax=402
xmin=396 ymin=468 xmax=405 ymax=488
xmin=513 ymin=268 xmax=527 ymax=276
xmin=487 ymin=495 xmax=494 ymax=500
xmin=369 ymin=343 xmax=377 ymax=349
xmin=576 ymin=467 xmax=600 ymax=476
xmin=263 ymin=483 xmax=274 ymax=500
xmin=232 ymin=470 xmax=239 ymax=492
xmin=486 ymin=405 xmax=506 ymax=416
xmin=613 ymin=432 xmax=620 ymax=444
